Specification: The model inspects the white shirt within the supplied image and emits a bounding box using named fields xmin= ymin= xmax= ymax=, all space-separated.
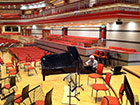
xmin=85 ymin=59 xmax=98 ymax=68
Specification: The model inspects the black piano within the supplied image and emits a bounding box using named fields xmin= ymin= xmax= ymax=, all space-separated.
xmin=41 ymin=46 xmax=83 ymax=81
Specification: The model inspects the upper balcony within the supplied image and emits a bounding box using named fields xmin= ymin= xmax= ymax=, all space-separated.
xmin=0 ymin=0 xmax=140 ymax=22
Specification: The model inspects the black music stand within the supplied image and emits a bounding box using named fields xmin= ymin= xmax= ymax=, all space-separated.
xmin=67 ymin=46 xmax=84 ymax=91
xmin=63 ymin=73 xmax=80 ymax=105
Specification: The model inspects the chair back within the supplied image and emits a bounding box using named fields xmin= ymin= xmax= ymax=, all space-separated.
xmin=45 ymin=88 xmax=53 ymax=105
xmin=99 ymin=51 xmax=104 ymax=56
xmin=104 ymin=52 xmax=108 ymax=56
xmin=10 ymin=76 xmax=16 ymax=87
xmin=119 ymin=84 xmax=124 ymax=102
xmin=95 ymin=50 xmax=99 ymax=54
xmin=96 ymin=64 xmax=104 ymax=74
xmin=26 ymin=56 xmax=32 ymax=62
xmin=16 ymin=65 xmax=19 ymax=73
xmin=100 ymin=96 xmax=109 ymax=105
xmin=11 ymin=56 xmax=14 ymax=65
xmin=21 ymin=84 xmax=30 ymax=101
xmin=105 ymin=73 xmax=112 ymax=86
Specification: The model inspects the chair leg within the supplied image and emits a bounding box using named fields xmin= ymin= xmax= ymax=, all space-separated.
xmin=87 ymin=76 xmax=89 ymax=85
xmin=95 ymin=91 xmax=98 ymax=103
xmin=34 ymin=68 xmax=38 ymax=75
xmin=18 ymin=73 xmax=22 ymax=80
xmin=105 ymin=91 xmax=107 ymax=96
xmin=91 ymin=88 xmax=93 ymax=96
xmin=108 ymin=89 xmax=111 ymax=96
xmin=95 ymin=78 xmax=97 ymax=83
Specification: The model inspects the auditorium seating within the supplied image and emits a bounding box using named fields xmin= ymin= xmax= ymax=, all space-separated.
xmin=45 ymin=34 xmax=99 ymax=47
xmin=9 ymin=46 xmax=50 ymax=62
xmin=0 ymin=38 xmax=20 ymax=45
xmin=109 ymin=46 xmax=136 ymax=52
xmin=0 ymin=14 xmax=21 ymax=19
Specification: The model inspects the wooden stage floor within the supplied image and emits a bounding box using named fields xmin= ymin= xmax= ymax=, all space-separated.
xmin=0 ymin=52 xmax=140 ymax=105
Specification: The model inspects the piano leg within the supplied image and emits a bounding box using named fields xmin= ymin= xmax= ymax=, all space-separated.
xmin=42 ymin=71 xmax=46 ymax=81
xmin=43 ymin=75 xmax=45 ymax=81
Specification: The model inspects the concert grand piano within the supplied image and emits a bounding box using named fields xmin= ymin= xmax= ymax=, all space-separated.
xmin=41 ymin=46 xmax=82 ymax=81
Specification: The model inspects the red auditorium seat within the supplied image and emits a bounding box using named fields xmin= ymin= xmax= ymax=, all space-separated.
xmin=87 ymin=64 xmax=104 ymax=85
xmin=91 ymin=73 xmax=112 ymax=103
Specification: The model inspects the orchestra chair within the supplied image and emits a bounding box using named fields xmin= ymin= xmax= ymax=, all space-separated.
xmin=87 ymin=64 xmax=104 ymax=85
xmin=101 ymin=51 xmax=108 ymax=67
xmin=34 ymin=88 xmax=53 ymax=105
xmin=91 ymin=73 xmax=112 ymax=103
xmin=24 ymin=56 xmax=32 ymax=71
xmin=6 ymin=56 xmax=15 ymax=73
xmin=6 ymin=56 xmax=14 ymax=66
xmin=98 ymin=51 xmax=104 ymax=63
xmin=8 ymin=65 xmax=22 ymax=82
xmin=3 ymin=76 xmax=17 ymax=93
xmin=92 ymin=50 xmax=99 ymax=60
xmin=8 ymin=61 xmax=18 ymax=72
xmin=27 ymin=61 xmax=38 ymax=76
xmin=14 ymin=84 xmax=32 ymax=104
xmin=100 ymin=84 xmax=124 ymax=105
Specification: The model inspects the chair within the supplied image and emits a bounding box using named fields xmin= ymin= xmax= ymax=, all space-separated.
xmin=87 ymin=64 xmax=103 ymax=85
xmin=35 ymin=88 xmax=53 ymax=105
xmin=24 ymin=56 xmax=32 ymax=71
xmin=3 ymin=76 xmax=17 ymax=93
xmin=27 ymin=61 xmax=38 ymax=76
xmin=100 ymin=84 xmax=124 ymax=105
xmin=6 ymin=56 xmax=14 ymax=65
xmin=91 ymin=73 xmax=112 ymax=103
xmin=8 ymin=65 xmax=22 ymax=81
xmin=101 ymin=51 xmax=108 ymax=67
xmin=92 ymin=50 xmax=99 ymax=60
xmin=6 ymin=57 xmax=14 ymax=73
xmin=14 ymin=84 xmax=32 ymax=104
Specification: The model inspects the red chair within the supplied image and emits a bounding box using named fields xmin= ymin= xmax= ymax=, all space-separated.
xmin=35 ymin=88 xmax=53 ymax=105
xmin=27 ymin=61 xmax=38 ymax=76
xmin=6 ymin=56 xmax=14 ymax=73
xmin=14 ymin=84 xmax=32 ymax=104
xmin=91 ymin=73 xmax=112 ymax=102
xmin=3 ymin=76 xmax=17 ymax=93
xmin=87 ymin=64 xmax=103 ymax=85
xmin=100 ymin=84 xmax=124 ymax=105
xmin=6 ymin=56 xmax=14 ymax=65
xmin=101 ymin=51 xmax=108 ymax=67
xmin=92 ymin=50 xmax=99 ymax=58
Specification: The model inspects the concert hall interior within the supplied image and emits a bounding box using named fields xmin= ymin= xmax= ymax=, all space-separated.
xmin=0 ymin=0 xmax=140 ymax=105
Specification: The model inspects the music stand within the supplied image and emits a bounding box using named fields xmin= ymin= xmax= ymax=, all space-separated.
xmin=63 ymin=73 xmax=80 ymax=105
xmin=67 ymin=46 xmax=84 ymax=91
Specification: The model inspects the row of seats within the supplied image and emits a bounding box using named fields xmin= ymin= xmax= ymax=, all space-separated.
xmin=93 ymin=0 xmax=138 ymax=7
xmin=0 ymin=33 xmax=21 ymax=35
xmin=0 ymin=37 xmax=20 ymax=45
xmin=45 ymin=34 xmax=99 ymax=47
xmin=9 ymin=46 xmax=50 ymax=61
xmin=109 ymin=46 xmax=136 ymax=52
xmin=0 ymin=14 xmax=21 ymax=19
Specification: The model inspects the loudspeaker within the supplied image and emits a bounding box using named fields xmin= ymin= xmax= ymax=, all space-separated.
xmin=116 ymin=19 xmax=123 ymax=25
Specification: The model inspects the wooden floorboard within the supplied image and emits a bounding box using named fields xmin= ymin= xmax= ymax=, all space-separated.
xmin=0 ymin=51 xmax=140 ymax=105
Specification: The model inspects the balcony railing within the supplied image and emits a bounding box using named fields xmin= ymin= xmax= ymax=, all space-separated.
xmin=0 ymin=0 xmax=139 ymax=19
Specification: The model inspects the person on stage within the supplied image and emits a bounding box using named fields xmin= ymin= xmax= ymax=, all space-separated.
xmin=84 ymin=55 xmax=98 ymax=72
